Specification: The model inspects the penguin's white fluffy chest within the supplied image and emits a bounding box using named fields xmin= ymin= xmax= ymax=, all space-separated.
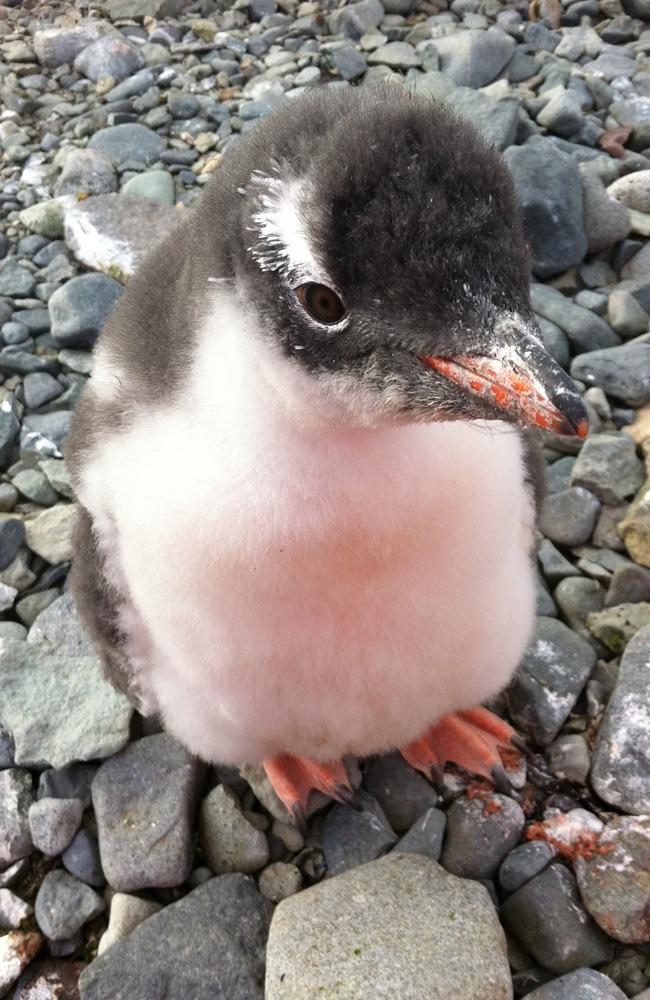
xmin=80 ymin=293 xmax=536 ymax=765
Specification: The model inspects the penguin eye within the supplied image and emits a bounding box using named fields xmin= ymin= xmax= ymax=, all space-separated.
xmin=295 ymin=283 xmax=346 ymax=325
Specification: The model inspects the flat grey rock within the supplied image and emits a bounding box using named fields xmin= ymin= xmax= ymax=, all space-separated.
xmin=539 ymin=487 xmax=601 ymax=548
xmin=571 ymin=344 xmax=650 ymax=407
xmin=591 ymin=624 xmax=650 ymax=813
xmin=88 ymin=124 xmax=165 ymax=167
xmin=504 ymin=141 xmax=587 ymax=279
xmin=321 ymin=799 xmax=397 ymax=876
xmin=49 ymin=273 xmax=123 ymax=349
xmin=507 ymin=616 xmax=597 ymax=745
xmin=92 ymin=733 xmax=204 ymax=891
xmin=434 ymin=27 xmax=515 ymax=88
xmin=0 ymin=769 xmax=33 ymax=868
xmin=501 ymin=863 xmax=614 ymax=974
xmin=64 ymin=193 xmax=181 ymax=281
xmin=444 ymin=87 xmax=519 ymax=151
xmin=33 ymin=20 xmax=114 ymax=67
xmin=28 ymin=592 xmax=96 ymax=658
xmin=0 ymin=639 xmax=132 ymax=769
xmin=525 ymin=968 xmax=627 ymax=999
xmin=530 ymin=283 xmax=620 ymax=353
xmin=393 ymin=807 xmax=447 ymax=861
xmin=79 ymin=874 xmax=272 ymax=999
xmin=266 ymin=853 xmax=513 ymax=1000
xmin=363 ymin=752 xmax=438 ymax=832
xmin=199 ymin=784 xmax=269 ymax=875
xmin=570 ymin=433 xmax=644 ymax=504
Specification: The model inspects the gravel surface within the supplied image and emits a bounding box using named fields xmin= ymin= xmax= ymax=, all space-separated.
xmin=0 ymin=0 xmax=650 ymax=997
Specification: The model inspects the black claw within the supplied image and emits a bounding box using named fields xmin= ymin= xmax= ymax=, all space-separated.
xmin=511 ymin=733 xmax=531 ymax=756
xmin=291 ymin=802 xmax=307 ymax=832
xmin=491 ymin=763 xmax=514 ymax=796
xmin=335 ymin=784 xmax=376 ymax=813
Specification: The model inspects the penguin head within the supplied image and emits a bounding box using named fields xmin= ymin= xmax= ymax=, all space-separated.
xmin=213 ymin=86 xmax=587 ymax=438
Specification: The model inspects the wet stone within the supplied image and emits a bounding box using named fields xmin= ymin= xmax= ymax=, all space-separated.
xmin=525 ymin=968 xmax=627 ymax=999
xmin=440 ymin=793 xmax=525 ymax=880
xmin=0 ymin=769 xmax=33 ymax=868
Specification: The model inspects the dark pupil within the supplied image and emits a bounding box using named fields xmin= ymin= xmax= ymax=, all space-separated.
xmin=307 ymin=284 xmax=343 ymax=323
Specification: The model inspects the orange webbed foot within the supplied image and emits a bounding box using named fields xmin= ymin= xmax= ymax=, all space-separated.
xmin=263 ymin=753 xmax=358 ymax=828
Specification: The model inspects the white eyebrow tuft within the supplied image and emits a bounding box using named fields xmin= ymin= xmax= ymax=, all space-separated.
xmin=247 ymin=171 xmax=334 ymax=288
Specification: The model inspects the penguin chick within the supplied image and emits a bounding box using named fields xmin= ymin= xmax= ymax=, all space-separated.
xmin=67 ymin=87 xmax=587 ymax=817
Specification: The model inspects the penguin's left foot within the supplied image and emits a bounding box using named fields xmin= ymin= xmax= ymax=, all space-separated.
xmin=263 ymin=753 xmax=359 ymax=828
xmin=400 ymin=707 xmax=522 ymax=794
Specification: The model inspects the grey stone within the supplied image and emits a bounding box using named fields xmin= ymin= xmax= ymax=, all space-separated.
xmin=328 ymin=0 xmax=384 ymax=41
xmin=0 ymin=769 xmax=33 ymax=868
xmin=545 ymin=456 xmax=576 ymax=495
xmin=0 ymin=640 xmax=132 ymax=769
xmin=21 ymin=415 xmax=72 ymax=462
xmin=501 ymin=863 xmax=614 ymax=975
xmin=28 ymin=592 xmax=95 ymax=658
xmin=537 ymin=316 xmax=570 ymax=369
xmin=0 ymin=398 xmax=20 ymax=467
xmin=553 ymin=576 xmax=603 ymax=641
xmin=22 ymin=372 xmax=63 ymax=409
xmin=433 ymin=27 xmax=514 ymax=88
xmin=367 ymin=42 xmax=420 ymax=68
xmin=92 ymin=733 xmax=203 ymax=891
xmin=49 ymin=273 xmax=122 ymax=349
xmin=547 ymin=733 xmax=591 ymax=783
xmin=28 ymin=798 xmax=84 ymax=857
xmin=0 ymin=888 xmax=31 ymax=929
xmin=64 ymin=194 xmax=181 ymax=281
xmin=54 ymin=149 xmax=117 ymax=197
xmin=80 ymin=874 xmax=272 ymax=999
xmin=606 ymin=564 xmax=650 ymax=606
xmin=608 ymin=288 xmax=648 ymax=338
xmin=106 ymin=67 xmax=157 ymax=101
xmin=575 ymin=815 xmax=650 ymax=945
xmin=577 ymin=435 xmax=644 ymax=506
xmin=0 ymin=859 xmax=29 ymax=890
xmin=16 ymin=590 xmax=59 ymax=629
xmin=393 ymin=807 xmax=447 ymax=861
xmin=74 ymin=34 xmax=144 ymax=84
xmin=608 ymin=169 xmax=650 ymax=214
xmin=38 ymin=763 xmax=97 ymax=807
xmin=507 ymin=616 xmax=597 ymax=745
xmin=530 ymin=284 xmax=620 ymax=353
xmin=571 ymin=344 xmax=650 ymax=407
xmin=443 ymin=88 xmax=519 ymax=151
xmin=88 ymin=124 xmax=165 ymax=168
xmin=0 ymin=264 xmax=36 ymax=298
xmin=0 ymin=520 xmax=25 ymax=572
xmin=13 ymin=470 xmax=58 ymax=507
xmin=34 ymin=870 xmax=104 ymax=941
xmin=121 ymin=170 xmax=175 ymax=205
xmin=591 ymin=624 xmax=650 ymax=814
xmin=525 ymin=968 xmax=627 ymax=999
xmin=331 ymin=45 xmax=367 ymax=81
xmin=581 ymin=169 xmax=631 ymax=255
xmin=440 ymin=793 xmax=525 ymax=880
xmin=504 ymin=142 xmax=587 ymax=279
xmin=258 ymin=862 xmax=302 ymax=903
xmin=62 ymin=828 xmax=105 ymax=887
xmin=100 ymin=0 xmax=186 ymax=16
xmin=266 ymin=853 xmax=512 ymax=1000
xmin=363 ymin=752 xmax=438 ymax=832
xmin=537 ymin=90 xmax=583 ymax=139
xmin=33 ymin=20 xmax=114 ymax=67
xmin=0 ymin=582 xmax=17 ymax=614
xmin=498 ymin=841 xmax=557 ymax=894
xmin=322 ymin=799 xmax=397 ymax=876
xmin=539 ymin=487 xmax=601 ymax=547
xmin=537 ymin=538 xmax=581 ymax=583
xmin=199 ymin=784 xmax=269 ymax=875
